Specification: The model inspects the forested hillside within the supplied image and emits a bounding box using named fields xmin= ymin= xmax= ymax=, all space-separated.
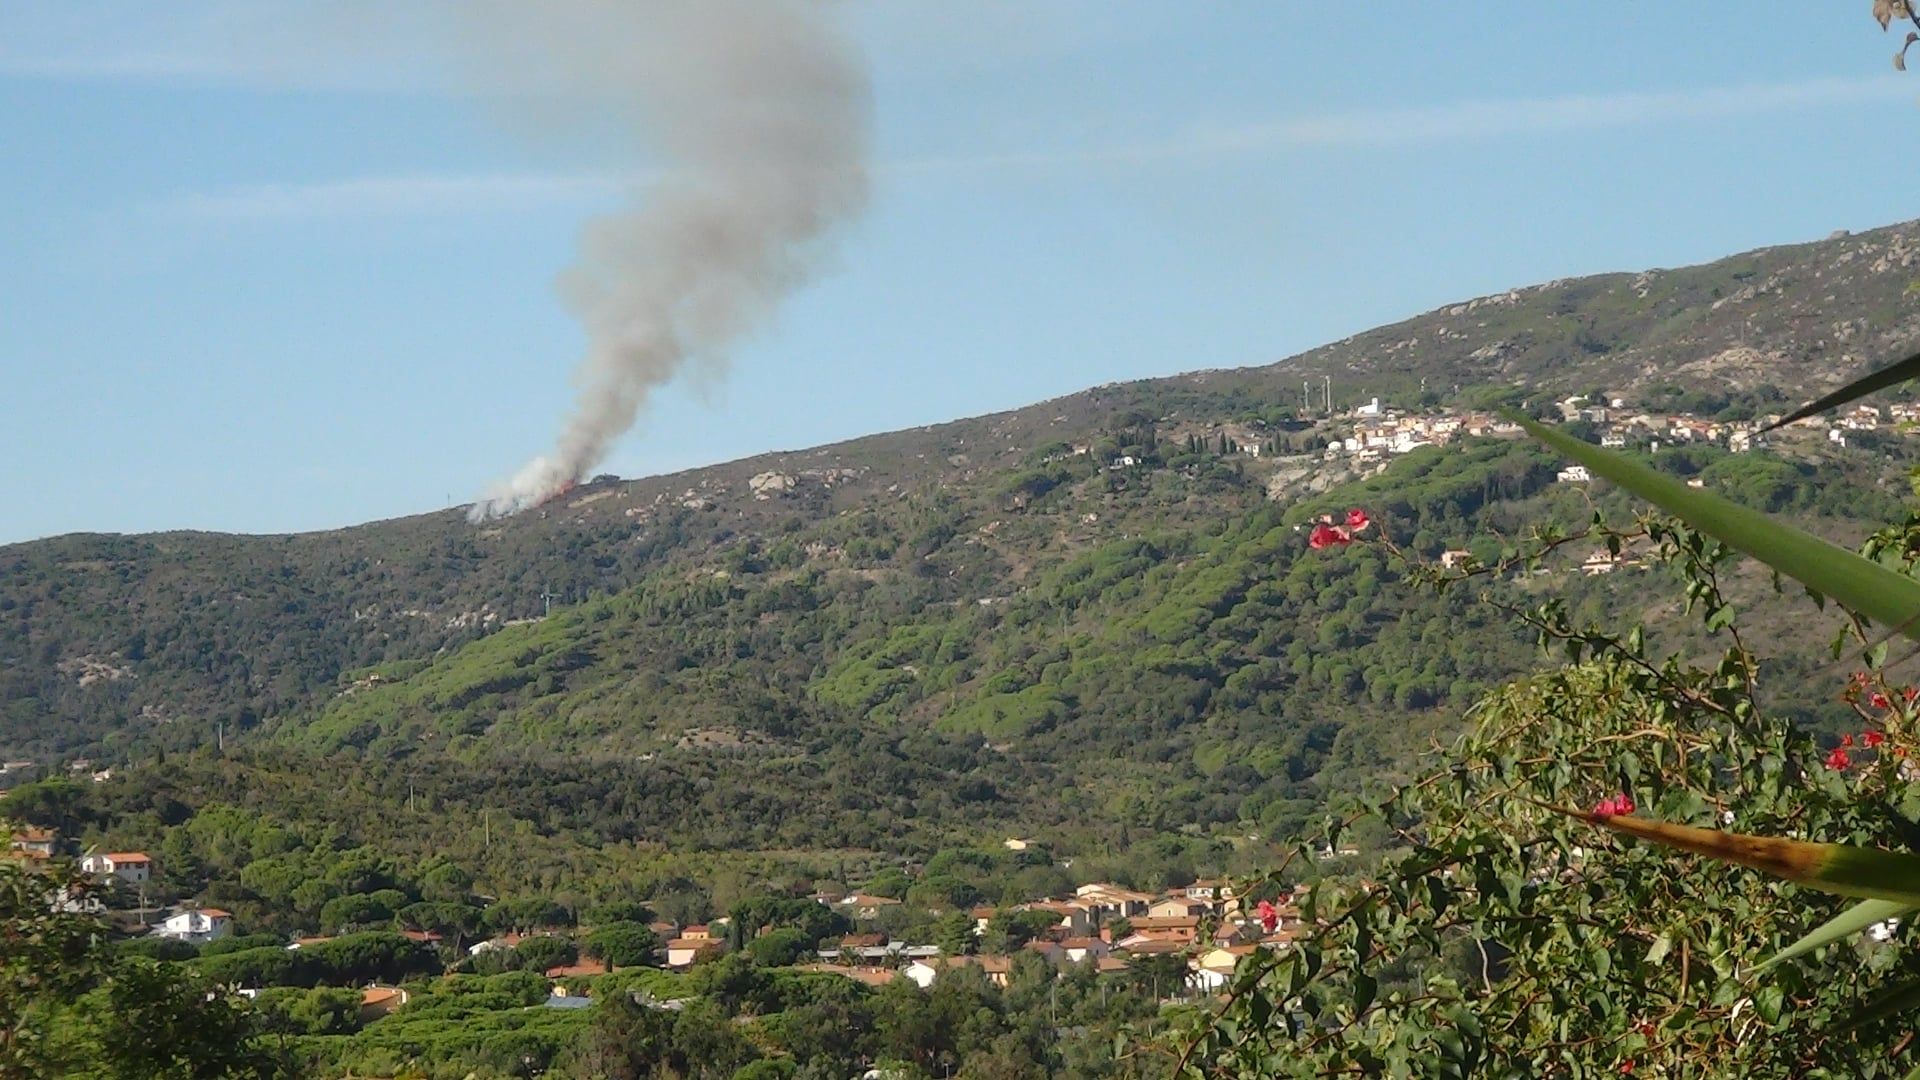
xmin=10 ymin=219 xmax=1920 ymax=769
xmin=1 ymin=222 xmax=1916 ymax=844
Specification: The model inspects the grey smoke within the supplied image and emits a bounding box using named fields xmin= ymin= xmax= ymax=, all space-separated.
xmin=464 ymin=0 xmax=869 ymax=520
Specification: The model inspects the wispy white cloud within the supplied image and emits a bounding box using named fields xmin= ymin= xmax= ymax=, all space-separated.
xmin=143 ymin=75 xmax=1913 ymax=223
xmin=895 ymin=75 xmax=1917 ymax=175
xmin=1209 ymin=75 xmax=1914 ymax=149
xmin=157 ymin=172 xmax=624 ymax=220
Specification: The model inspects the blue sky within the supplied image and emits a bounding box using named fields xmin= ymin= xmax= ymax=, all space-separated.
xmin=2 ymin=2 xmax=1915 ymax=543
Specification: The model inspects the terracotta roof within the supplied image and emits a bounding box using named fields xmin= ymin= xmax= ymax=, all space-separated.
xmin=1115 ymin=939 xmax=1188 ymax=955
xmin=937 ymin=955 xmax=1014 ymax=974
xmin=11 ymin=829 xmax=54 ymax=843
xmin=1060 ymin=937 xmax=1104 ymax=950
xmin=840 ymin=932 xmax=887 ymax=948
xmin=1127 ymin=916 xmax=1199 ymax=930
xmin=1095 ymin=957 xmax=1131 ymax=973
xmin=102 ymin=852 xmax=150 ymax=863
xmin=360 ymin=987 xmax=405 ymax=1008
xmin=843 ymin=894 xmax=901 ymax=907
xmin=199 ymin=909 xmax=232 ymax=919
xmin=666 ymin=937 xmax=722 ymax=950
xmin=544 ymin=959 xmax=609 ymax=978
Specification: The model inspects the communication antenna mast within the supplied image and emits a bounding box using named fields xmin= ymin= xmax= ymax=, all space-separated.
xmin=541 ymin=587 xmax=561 ymax=617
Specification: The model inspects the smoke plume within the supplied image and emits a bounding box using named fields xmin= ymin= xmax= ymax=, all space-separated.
xmin=463 ymin=0 xmax=869 ymax=520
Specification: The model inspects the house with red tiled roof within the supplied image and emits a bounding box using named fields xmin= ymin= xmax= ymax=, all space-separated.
xmin=1190 ymin=945 xmax=1259 ymax=993
xmin=544 ymin=958 xmax=609 ymax=979
xmin=1118 ymin=916 xmax=1200 ymax=943
xmin=157 ymin=908 xmax=232 ymax=944
xmin=1149 ymin=897 xmax=1211 ymax=920
xmin=8 ymin=829 xmax=56 ymax=857
xmin=969 ymin=906 xmax=997 ymax=934
xmin=80 ymin=852 xmax=151 ymax=885
xmin=1183 ymin=879 xmax=1234 ymax=902
xmin=905 ymin=954 xmax=1015 ymax=989
xmin=1059 ymin=936 xmax=1111 ymax=964
xmin=665 ymin=937 xmax=724 ymax=969
xmin=1112 ymin=937 xmax=1188 ymax=957
xmin=838 ymin=895 xmax=903 ymax=920
xmin=359 ymin=985 xmax=408 ymax=1022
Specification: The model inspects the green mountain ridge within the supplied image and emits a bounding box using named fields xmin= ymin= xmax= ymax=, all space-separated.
xmin=7 ymin=217 xmax=1920 ymax=833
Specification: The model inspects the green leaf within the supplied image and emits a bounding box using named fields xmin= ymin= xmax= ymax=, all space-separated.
xmin=1840 ymin=976 xmax=1920 ymax=1033
xmin=1759 ymin=347 xmax=1920 ymax=433
xmin=1352 ymin=972 xmax=1377 ymax=1017
xmin=1755 ymin=898 xmax=1914 ymax=972
xmin=1512 ymin=415 xmax=1920 ymax=641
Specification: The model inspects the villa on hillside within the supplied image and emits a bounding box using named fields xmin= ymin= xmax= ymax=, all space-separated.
xmin=157 ymin=908 xmax=232 ymax=944
xmin=80 ymin=851 xmax=152 ymax=884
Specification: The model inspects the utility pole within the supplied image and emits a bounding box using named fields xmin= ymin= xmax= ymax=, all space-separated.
xmin=1324 ymin=375 xmax=1333 ymax=413
xmin=541 ymin=588 xmax=560 ymax=617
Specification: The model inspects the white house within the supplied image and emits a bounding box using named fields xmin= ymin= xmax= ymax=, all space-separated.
xmin=1189 ymin=947 xmax=1252 ymax=993
xmin=665 ymin=938 xmax=723 ymax=969
xmin=81 ymin=852 xmax=152 ymax=885
xmin=1555 ymin=466 xmax=1591 ymax=484
xmin=157 ymin=908 xmax=232 ymax=944
xmin=1060 ymin=937 xmax=1111 ymax=964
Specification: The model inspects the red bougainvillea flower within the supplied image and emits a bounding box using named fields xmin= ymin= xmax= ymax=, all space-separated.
xmin=1591 ymin=792 xmax=1635 ymax=817
xmin=1256 ymin=899 xmax=1279 ymax=934
xmin=1865 ymin=731 xmax=1887 ymax=749
xmin=1842 ymin=734 xmax=1856 ymax=748
xmin=1827 ymin=747 xmax=1853 ymax=771
xmin=1345 ymin=508 xmax=1372 ymax=531
xmin=1619 ymin=1062 xmax=1635 ymax=1076
xmin=1871 ymin=692 xmax=1892 ymax=710
xmin=1308 ymin=524 xmax=1352 ymax=549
